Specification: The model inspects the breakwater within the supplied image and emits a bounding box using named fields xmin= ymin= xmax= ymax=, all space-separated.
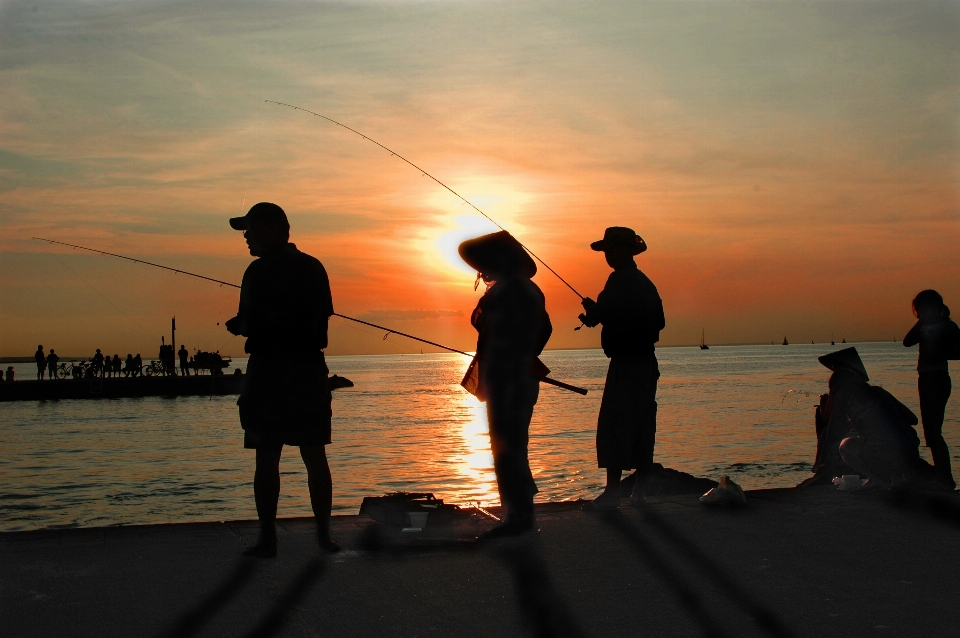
xmin=0 ymin=374 xmax=245 ymax=402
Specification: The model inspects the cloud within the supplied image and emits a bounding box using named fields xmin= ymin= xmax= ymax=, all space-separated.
xmin=0 ymin=0 xmax=957 ymax=355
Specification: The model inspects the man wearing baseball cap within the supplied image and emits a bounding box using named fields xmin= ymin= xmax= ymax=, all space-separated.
xmin=578 ymin=227 xmax=665 ymax=508
xmin=225 ymin=202 xmax=339 ymax=557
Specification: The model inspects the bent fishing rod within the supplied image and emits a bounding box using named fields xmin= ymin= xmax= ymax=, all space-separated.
xmin=32 ymin=237 xmax=587 ymax=395
xmin=265 ymin=100 xmax=585 ymax=301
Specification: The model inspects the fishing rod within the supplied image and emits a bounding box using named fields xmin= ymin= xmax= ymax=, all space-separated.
xmin=32 ymin=237 xmax=587 ymax=395
xmin=265 ymin=100 xmax=585 ymax=301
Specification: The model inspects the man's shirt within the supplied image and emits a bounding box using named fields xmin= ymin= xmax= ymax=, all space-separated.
xmin=582 ymin=263 xmax=664 ymax=358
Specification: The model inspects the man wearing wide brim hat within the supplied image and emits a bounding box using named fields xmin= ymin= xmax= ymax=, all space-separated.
xmin=225 ymin=202 xmax=340 ymax=557
xmin=578 ymin=226 xmax=665 ymax=509
xmin=458 ymin=230 xmax=553 ymax=540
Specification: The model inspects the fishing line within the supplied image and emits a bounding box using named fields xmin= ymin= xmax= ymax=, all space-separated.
xmin=33 ymin=237 xmax=587 ymax=394
xmin=32 ymin=238 xmax=159 ymax=343
xmin=264 ymin=100 xmax=585 ymax=300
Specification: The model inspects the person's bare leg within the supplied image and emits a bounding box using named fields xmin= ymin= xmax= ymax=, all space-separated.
xmin=244 ymin=448 xmax=282 ymax=557
xmin=592 ymin=468 xmax=622 ymax=509
xmin=300 ymin=445 xmax=339 ymax=552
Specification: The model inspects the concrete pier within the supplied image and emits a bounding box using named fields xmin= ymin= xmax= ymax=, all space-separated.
xmin=0 ymin=374 xmax=245 ymax=402
xmin=2 ymin=487 xmax=958 ymax=637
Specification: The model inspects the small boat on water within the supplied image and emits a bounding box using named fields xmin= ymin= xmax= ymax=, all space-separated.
xmin=700 ymin=329 xmax=709 ymax=350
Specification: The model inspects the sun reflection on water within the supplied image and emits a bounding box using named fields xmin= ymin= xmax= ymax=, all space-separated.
xmin=451 ymin=391 xmax=499 ymax=507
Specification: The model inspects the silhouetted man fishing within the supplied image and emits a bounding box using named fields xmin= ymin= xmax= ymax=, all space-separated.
xmin=578 ymin=227 xmax=665 ymax=509
xmin=224 ymin=202 xmax=339 ymax=557
xmin=459 ymin=231 xmax=552 ymax=540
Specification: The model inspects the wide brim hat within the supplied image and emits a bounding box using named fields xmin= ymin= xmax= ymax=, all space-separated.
xmin=458 ymin=231 xmax=537 ymax=279
xmin=590 ymin=226 xmax=647 ymax=255
xmin=818 ymin=347 xmax=869 ymax=382
xmin=229 ymin=202 xmax=290 ymax=231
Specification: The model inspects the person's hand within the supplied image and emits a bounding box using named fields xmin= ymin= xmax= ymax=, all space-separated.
xmin=224 ymin=316 xmax=241 ymax=336
xmin=581 ymin=297 xmax=596 ymax=310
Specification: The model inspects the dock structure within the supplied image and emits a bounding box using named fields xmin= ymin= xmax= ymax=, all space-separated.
xmin=0 ymin=374 xmax=244 ymax=402
xmin=2 ymin=487 xmax=958 ymax=636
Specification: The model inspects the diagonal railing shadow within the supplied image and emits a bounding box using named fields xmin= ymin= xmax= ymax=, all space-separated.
xmin=629 ymin=503 xmax=799 ymax=638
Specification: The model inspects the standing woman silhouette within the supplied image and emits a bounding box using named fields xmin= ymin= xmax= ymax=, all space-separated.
xmin=903 ymin=290 xmax=960 ymax=489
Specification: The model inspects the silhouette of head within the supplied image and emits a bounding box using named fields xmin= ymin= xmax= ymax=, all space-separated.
xmin=818 ymin=347 xmax=869 ymax=382
xmin=458 ymin=231 xmax=536 ymax=281
xmin=230 ymin=202 xmax=290 ymax=256
xmin=912 ymin=289 xmax=945 ymax=322
xmin=590 ymin=227 xmax=646 ymax=269
xmin=50 ymin=349 xmax=55 ymax=354
xmin=96 ymin=348 xmax=101 ymax=353
xmin=37 ymin=345 xmax=43 ymax=350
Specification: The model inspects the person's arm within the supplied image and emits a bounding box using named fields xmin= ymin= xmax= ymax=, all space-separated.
xmin=902 ymin=320 xmax=922 ymax=347
xmin=225 ymin=265 xmax=255 ymax=336
xmin=579 ymin=276 xmax=617 ymax=328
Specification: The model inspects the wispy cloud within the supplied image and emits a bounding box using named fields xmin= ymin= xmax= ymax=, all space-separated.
xmin=1 ymin=0 xmax=957 ymax=355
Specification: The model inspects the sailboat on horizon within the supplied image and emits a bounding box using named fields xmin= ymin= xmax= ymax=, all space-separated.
xmin=700 ymin=329 xmax=709 ymax=350
xmin=782 ymin=336 xmax=789 ymax=346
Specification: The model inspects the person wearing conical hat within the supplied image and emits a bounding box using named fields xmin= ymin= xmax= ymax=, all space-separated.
xmin=811 ymin=347 xmax=924 ymax=488
xmin=903 ymin=290 xmax=960 ymax=489
xmin=458 ymin=231 xmax=552 ymax=540
xmin=578 ymin=227 xmax=665 ymax=508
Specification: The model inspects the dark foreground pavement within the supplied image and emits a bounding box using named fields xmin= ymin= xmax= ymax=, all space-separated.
xmin=2 ymin=487 xmax=959 ymax=637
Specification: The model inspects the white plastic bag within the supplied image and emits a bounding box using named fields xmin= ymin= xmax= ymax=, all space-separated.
xmin=699 ymin=476 xmax=747 ymax=506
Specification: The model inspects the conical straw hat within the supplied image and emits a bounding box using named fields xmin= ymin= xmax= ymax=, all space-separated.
xmin=458 ymin=231 xmax=537 ymax=279
xmin=818 ymin=347 xmax=869 ymax=381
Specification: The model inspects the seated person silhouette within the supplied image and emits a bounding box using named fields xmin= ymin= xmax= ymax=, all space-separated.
xmin=815 ymin=348 xmax=923 ymax=489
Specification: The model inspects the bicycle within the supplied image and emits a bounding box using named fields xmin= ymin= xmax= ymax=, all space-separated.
xmin=143 ymin=360 xmax=166 ymax=377
xmin=57 ymin=361 xmax=93 ymax=380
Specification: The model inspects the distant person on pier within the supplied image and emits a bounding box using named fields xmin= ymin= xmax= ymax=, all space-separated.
xmin=111 ymin=355 xmax=121 ymax=378
xmin=123 ymin=354 xmax=135 ymax=377
xmin=47 ymin=349 xmax=59 ymax=380
xmin=810 ymin=348 xmax=925 ymax=488
xmin=92 ymin=349 xmax=105 ymax=377
xmin=578 ymin=227 xmax=664 ymax=509
xmin=158 ymin=343 xmax=175 ymax=376
xmin=225 ymin=202 xmax=339 ymax=557
xmin=35 ymin=345 xmax=46 ymax=380
xmin=133 ymin=354 xmax=142 ymax=377
xmin=178 ymin=345 xmax=190 ymax=376
xmin=4 ymin=366 xmax=13 ymax=382
xmin=458 ymin=231 xmax=552 ymax=540
xmin=903 ymin=290 xmax=960 ymax=489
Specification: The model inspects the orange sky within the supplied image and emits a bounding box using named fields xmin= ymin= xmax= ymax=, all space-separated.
xmin=1 ymin=0 xmax=958 ymax=358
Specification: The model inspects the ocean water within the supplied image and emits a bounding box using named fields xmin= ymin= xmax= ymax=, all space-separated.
xmin=1 ymin=343 xmax=956 ymax=532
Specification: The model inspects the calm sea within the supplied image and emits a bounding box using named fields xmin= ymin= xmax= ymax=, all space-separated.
xmin=1 ymin=343 xmax=956 ymax=532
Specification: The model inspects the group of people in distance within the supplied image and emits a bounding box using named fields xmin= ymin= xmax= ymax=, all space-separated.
xmin=224 ymin=202 xmax=955 ymax=559
xmin=224 ymin=202 xmax=659 ymax=557
xmin=810 ymin=291 xmax=959 ymax=491
xmin=33 ymin=345 xmax=59 ymax=380
xmin=27 ymin=345 xmax=225 ymax=379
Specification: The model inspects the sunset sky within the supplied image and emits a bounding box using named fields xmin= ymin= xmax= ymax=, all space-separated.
xmin=1 ymin=0 xmax=958 ymax=358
